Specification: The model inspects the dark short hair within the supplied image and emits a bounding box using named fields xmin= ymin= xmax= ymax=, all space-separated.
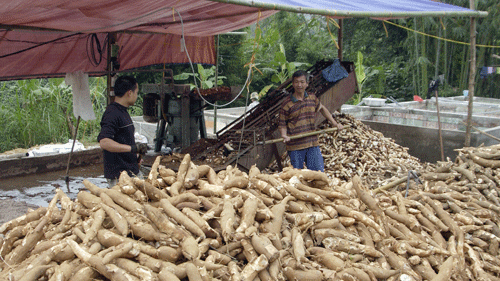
xmin=292 ymin=70 xmax=309 ymax=82
xmin=114 ymin=76 xmax=137 ymax=97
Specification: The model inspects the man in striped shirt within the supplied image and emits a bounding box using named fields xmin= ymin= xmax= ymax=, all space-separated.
xmin=279 ymin=70 xmax=343 ymax=172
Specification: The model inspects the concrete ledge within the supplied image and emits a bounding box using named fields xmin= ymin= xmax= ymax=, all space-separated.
xmin=0 ymin=147 xmax=103 ymax=180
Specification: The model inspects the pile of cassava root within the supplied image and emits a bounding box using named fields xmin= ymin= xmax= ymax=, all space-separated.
xmin=268 ymin=113 xmax=425 ymax=187
xmin=201 ymin=112 xmax=424 ymax=178
xmin=318 ymin=113 xmax=424 ymax=185
xmin=1 ymin=144 xmax=500 ymax=281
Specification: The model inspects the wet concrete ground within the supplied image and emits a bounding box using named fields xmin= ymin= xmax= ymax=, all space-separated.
xmin=0 ymin=164 xmax=108 ymax=208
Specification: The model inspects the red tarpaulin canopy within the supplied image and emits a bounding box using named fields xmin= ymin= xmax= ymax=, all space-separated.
xmin=0 ymin=0 xmax=486 ymax=80
xmin=0 ymin=0 xmax=278 ymax=80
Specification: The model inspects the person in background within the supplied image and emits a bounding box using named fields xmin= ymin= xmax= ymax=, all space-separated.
xmin=248 ymin=91 xmax=260 ymax=110
xmin=279 ymin=70 xmax=343 ymax=172
xmin=97 ymin=76 xmax=147 ymax=187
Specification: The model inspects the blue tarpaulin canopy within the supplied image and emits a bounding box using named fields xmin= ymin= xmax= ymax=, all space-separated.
xmin=0 ymin=0 xmax=487 ymax=80
xmin=211 ymin=0 xmax=487 ymax=18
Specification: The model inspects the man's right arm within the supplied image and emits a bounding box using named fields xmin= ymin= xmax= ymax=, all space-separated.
xmin=98 ymin=109 xmax=133 ymax=153
xmin=278 ymin=105 xmax=290 ymax=143
xmin=279 ymin=126 xmax=290 ymax=143
xmin=99 ymin=138 xmax=133 ymax=153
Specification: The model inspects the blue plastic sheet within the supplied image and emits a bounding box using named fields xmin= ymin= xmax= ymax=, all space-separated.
xmin=252 ymin=0 xmax=473 ymax=13
xmin=322 ymin=59 xmax=348 ymax=83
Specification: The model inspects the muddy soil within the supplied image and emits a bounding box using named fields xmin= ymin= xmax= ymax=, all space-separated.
xmin=0 ymin=199 xmax=39 ymax=226
xmin=0 ymin=164 xmax=108 ymax=225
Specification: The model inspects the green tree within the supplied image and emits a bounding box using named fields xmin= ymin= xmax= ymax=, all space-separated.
xmin=242 ymin=12 xmax=337 ymax=98
xmin=218 ymin=32 xmax=248 ymax=89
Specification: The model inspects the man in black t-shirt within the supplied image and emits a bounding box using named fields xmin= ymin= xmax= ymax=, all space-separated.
xmin=97 ymin=76 xmax=146 ymax=187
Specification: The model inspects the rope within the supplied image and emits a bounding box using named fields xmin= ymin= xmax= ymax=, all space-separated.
xmin=383 ymin=19 xmax=500 ymax=49
xmin=326 ymin=18 xmax=340 ymax=49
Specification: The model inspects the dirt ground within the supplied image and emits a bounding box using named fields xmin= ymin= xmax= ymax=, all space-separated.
xmin=0 ymin=199 xmax=40 ymax=226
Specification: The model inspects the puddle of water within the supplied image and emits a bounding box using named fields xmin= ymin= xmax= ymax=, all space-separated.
xmin=0 ymin=164 xmax=108 ymax=207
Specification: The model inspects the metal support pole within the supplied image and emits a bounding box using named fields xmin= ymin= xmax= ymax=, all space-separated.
xmin=154 ymin=119 xmax=166 ymax=152
xmin=181 ymin=90 xmax=191 ymax=148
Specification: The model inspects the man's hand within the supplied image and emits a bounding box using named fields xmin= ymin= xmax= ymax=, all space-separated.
xmin=336 ymin=123 xmax=344 ymax=130
xmin=136 ymin=143 xmax=148 ymax=155
xmin=282 ymin=135 xmax=291 ymax=143
xmin=131 ymin=143 xmax=148 ymax=155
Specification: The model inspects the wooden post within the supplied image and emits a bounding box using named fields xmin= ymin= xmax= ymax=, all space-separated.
xmin=337 ymin=19 xmax=343 ymax=60
xmin=214 ymin=34 xmax=219 ymax=135
xmin=64 ymin=115 xmax=81 ymax=189
xmin=106 ymin=33 xmax=113 ymax=105
xmin=435 ymin=90 xmax=445 ymax=161
xmin=460 ymin=121 xmax=500 ymax=143
xmin=106 ymin=33 xmax=117 ymax=105
xmin=465 ymin=0 xmax=476 ymax=147
xmin=215 ymin=34 xmax=219 ymax=86
xmin=271 ymin=143 xmax=283 ymax=171
xmin=337 ymin=19 xmax=344 ymax=113
xmin=214 ymin=101 xmax=218 ymax=134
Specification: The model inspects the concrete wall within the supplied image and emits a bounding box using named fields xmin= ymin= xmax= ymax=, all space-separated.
xmin=204 ymin=108 xmax=248 ymax=137
xmin=0 ymin=148 xmax=103 ymax=179
xmin=360 ymin=121 xmax=466 ymax=163
xmin=132 ymin=116 xmax=158 ymax=145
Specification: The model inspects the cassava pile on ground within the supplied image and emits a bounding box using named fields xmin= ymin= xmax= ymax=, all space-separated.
xmin=0 ymin=146 xmax=500 ymax=280
xmin=266 ymin=113 xmax=425 ymax=187
xmin=318 ymin=113 xmax=424 ymax=184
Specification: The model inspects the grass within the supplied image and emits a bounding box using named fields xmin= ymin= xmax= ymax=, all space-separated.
xmin=0 ymin=77 xmax=109 ymax=153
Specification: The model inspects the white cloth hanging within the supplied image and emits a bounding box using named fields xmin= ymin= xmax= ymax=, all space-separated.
xmin=65 ymin=71 xmax=96 ymax=121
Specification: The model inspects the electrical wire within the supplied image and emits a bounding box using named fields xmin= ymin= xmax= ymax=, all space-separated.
xmin=383 ymin=19 xmax=500 ymax=49
xmin=0 ymin=33 xmax=82 ymax=59
xmin=0 ymin=36 xmax=85 ymax=45
xmin=173 ymin=8 xmax=253 ymax=109
xmin=0 ymin=5 xmax=172 ymax=62
xmin=172 ymin=7 xmax=259 ymax=167
xmin=86 ymin=33 xmax=108 ymax=67
xmin=0 ymin=31 xmax=110 ymax=67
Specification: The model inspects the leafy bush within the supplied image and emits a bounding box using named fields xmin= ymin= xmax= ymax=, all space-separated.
xmin=0 ymin=77 xmax=107 ymax=152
